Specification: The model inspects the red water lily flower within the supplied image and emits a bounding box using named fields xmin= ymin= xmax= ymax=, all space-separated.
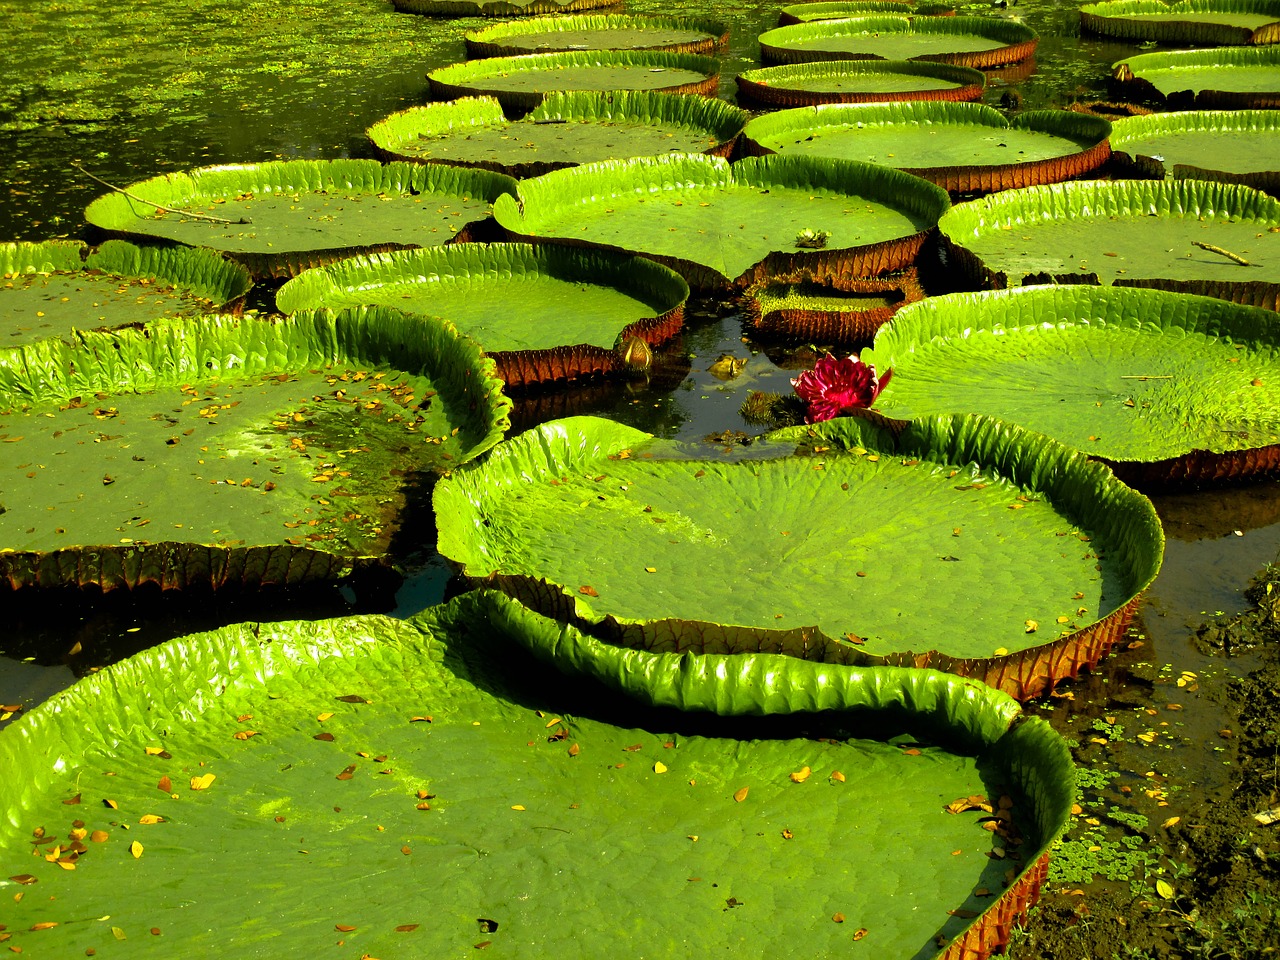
xmin=790 ymin=354 xmax=892 ymax=423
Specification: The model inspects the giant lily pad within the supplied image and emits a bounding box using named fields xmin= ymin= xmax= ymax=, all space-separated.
xmin=1111 ymin=46 xmax=1280 ymax=108
xmin=741 ymin=271 xmax=925 ymax=344
xmin=274 ymin=243 xmax=689 ymax=388
xmin=493 ymin=153 xmax=950 ymax=291
xmin=392 ymin=0 xmax=617 ymax=15
xmin=758 ymin=16 xmax=1039 ymax=69
xmin=434 ymin=414 xmax=1163 ymax=700
xmin=426 ymin=50 xmax=721 ymax=116
xmin=741 ymin=102 xmax=1111 ymax=194
xmin=2 ymin=240 xmax=252 ymax=346
xmin=736 ymin=59 xmax=986 ymax=108
xmin=937 ymin=178 xmax=1280 ymax=308
xmin=779 ymin=2 xmax=957 ymax=26
xmin=866 ymin=285 xmax=1280 ymax=486
xmin=1081 ymin=0 xmax=1280 ymax=45
xmin=368 ymin=93 xmax=747 ymax=179
xmin=1109 ymin=110 xmax=1280 ymax=203
xmin=464 ymin=13 xmax=730 ymax=58
xmin=0 ymin=589 xmax=1074 ymax=958
xmin=83 ymin=160 xmax=518 ymax=280
xmin=0 ymin=306 xmax=510 ymax=591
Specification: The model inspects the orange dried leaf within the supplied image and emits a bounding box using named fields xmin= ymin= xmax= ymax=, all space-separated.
xmin=733 ymin=787 xmax=749 ymax=803
xmin=578 ymin=585 xmax=598 ymax=597
xmin=830 ymin=770 xmax=846 ymax=782
xmin=832 ymin=913 xmax=845 ymax=924
xmin=853 ymin=928 xmax=868 ymax=941
xmin=335 ymin=924 xmax=357 ymax=933
xmin=789 ymin=766 xmax=812 ymax=783
xmin=568 ymin=743 xmax=580 ymax=757
xmin=232 ymin=731 xmax=258 ymax=741
xmin=336 ymin=765 xmax=356 ymax=781
xmin=30 ymin=922 xmax=58 ymax=931
xmin=156 ymin=776 xmax=172 ymax=793
xmin=8 ymin=875 xmax=37 ymax=885
xmin=396 ymin=924 xmax=420 ymax=932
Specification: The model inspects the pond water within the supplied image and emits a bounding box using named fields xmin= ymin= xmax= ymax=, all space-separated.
xmin=2 ymin=0 xmax=1279 ymax=951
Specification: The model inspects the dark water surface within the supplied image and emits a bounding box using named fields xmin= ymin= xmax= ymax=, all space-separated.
xmin=2 ymin=6 xmax=1279 ymax=921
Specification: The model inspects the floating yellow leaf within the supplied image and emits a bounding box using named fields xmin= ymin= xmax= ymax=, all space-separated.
xmin=1156 ymin=879 xmax=1175 ymax=899
xmin=544 ymin=718 xmax=563 ymax=728
xmin=511 ymin=805 xmax=526 ymax=811
xmin=130 ymin=841 xmax=143 ymax=859
xmin=232 ymin=730 xmax=258 ymax=741
xmin=190 ymin=773 xmax=216 ymax=791
xmin=654 ymin=762 xmax=668 ymax=774
xmin=732 ymin=787 xmax=749 ymax=803
xmin=138 ymin=815 xmax=164 ymax=825
xmin=144 ymin=747 xmax=166 ymax=756
xmin=1024 ymin=620 xmax=1038 ymax=633
xmin=853 ymin=928 xmax=868 ymax=941
xmin=830 ymin=771 xmax=846 ymax=783
xmin=1161 ymin=816 xmax=1181 ymax=830
xmin=789 ymin=766 xmax=812 ymax=783
xmin=316 ymin=712 xmax=334 ymax=722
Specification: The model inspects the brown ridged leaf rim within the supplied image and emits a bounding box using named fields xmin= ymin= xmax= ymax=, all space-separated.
xmin=464 ymin=13 xmax=730 ymax=58
xmin=392 ymin=0 xmax=619 ymax=17
xmin=426 ymin=50 xmax=721 ymax=117
xmin=1082 ymin=0 xmax=1280 ymax=46
xmin=758 ymin=15 xmax=1039 ymax=69
xmin=741 ymin=270 xmax=925 ymax=344
xmin=740 ymin=101 xmax=1111 ymax=195
xmin=736 ymin=59 xmax=986 ymax=108
xmin=366 ymin=92 xmax=747 ymax=179
xmin=1111 ymin=46 xmax=1280 ymax=110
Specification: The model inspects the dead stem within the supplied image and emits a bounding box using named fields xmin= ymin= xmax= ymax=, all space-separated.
xmin=73 ymin=163 xmax=251 ymax=225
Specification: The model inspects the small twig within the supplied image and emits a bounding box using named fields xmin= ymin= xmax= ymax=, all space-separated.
xmin=1192 ymin=240 xmax=1251 ymax=266
xmin=1119 ymin=375 xmax=1173 ymax=380
xmin=73 ymin=163 xmax=251 ymax=225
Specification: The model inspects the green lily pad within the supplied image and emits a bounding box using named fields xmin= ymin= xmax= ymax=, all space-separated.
xmin=464 ymin=13 xmax=729 ymax=58
xmin=367 ymin=93 xmax=747 ymax=179
xmin=1109 ymin=110 xmax=1280 ymax=203
xmin=2 ymin=240 xmax=252 ymax=347
xmin=1112 ymin=46 xmax=1280 ymax=109
xmin=741 ymin=102 xmax=1111 ymax=194
xmin=758 ymin=16 xmax=1039 ymax=69
xmin=0 ymin=306 xmax=510 ymax=590
xmin=83 ymin=160 xmax=518 ymax=280
xmin=0 ymin=589 xmax=1074 ymax=958
xmin=426 ymin=50 xmax=721 ymax=116
xmin=736 ymin=59 xmax=987 ymax=108
xmin=434 ymin=414 xmax=1163 ymax=699
xmin=1081 ymin=0 xmax=1280 ymax=46
xmin=866 ymin=284 xmax=1280 ymax=484
xmin=275 ymin=243 xmax=689 ymax=388
xmin=937 ymin=178 xmax=1280 ymax=307
xmin=779 ymin=2 xmax=956 ymax=26
xmin=392 ymin=0 xmax=617 ymax=15
xmin=493 ymin=153 xmax=950 ymax=291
